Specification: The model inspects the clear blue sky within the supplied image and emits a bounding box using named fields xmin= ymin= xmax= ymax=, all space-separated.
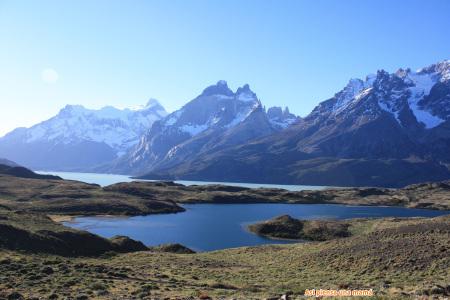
xmin=1 ymin=0 xmax=449 ymax=136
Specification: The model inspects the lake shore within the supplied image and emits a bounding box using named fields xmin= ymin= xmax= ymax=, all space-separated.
xmin=105 ymin=180 xmax=450 ymax=211
xmin=0 ymin=174 xmax=449 ymax=298
xmin=1 ymin=174 xmax=450 ymax=225
xmin=1 ymin=213 xmax=449 ymax=299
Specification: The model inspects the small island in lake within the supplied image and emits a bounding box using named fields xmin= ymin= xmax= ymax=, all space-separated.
xmin=248 ymin=215 xmax=351 ymax=241
xmin=0 ymin=164 xmax=449 ymax=298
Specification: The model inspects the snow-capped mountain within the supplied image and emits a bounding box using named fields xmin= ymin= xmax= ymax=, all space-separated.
xmin=0 ymin=99 xmax=167 ymax=170
xmin=266 ymin=106 xmax=299 ymax=129
xmin=296 ymin=59 xmax=450 ymax=159
xmin=137 ymin=60 xmax=450 ymax=187
xmin=312 ymin=60 xmax=450 ymax=130
xmin=108 ymin=81 xmax=297 ymax=174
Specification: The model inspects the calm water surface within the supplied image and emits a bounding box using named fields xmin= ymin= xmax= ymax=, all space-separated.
xmin=37 ymin=171 xmax=328 ymax=191
xmin=44 ymin=172 xmax=449 ymax=251
xmin=66 ymin=204 xmax=449 ymax=252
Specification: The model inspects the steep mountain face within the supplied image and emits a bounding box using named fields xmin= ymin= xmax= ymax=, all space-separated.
xmin=266 ymin=106 xmax=298 ymax=129
xmin=140 ymin=60 xmax=450 ymax=187
xmin=109 ymin=81 xmax=297 ymax=175
xmin=292 ymin=60 xmax=450 ymax=160
xmin=0 ymin=100 xmax=167 ymax=170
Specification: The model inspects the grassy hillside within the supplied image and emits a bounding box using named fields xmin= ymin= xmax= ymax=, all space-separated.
xmin=2 ymin=175 xmax=450 ymax=216
xmin=0 ymin=175 xmax=184 ymax=216
xmin=107 ymin=180 xmax=450 ymax=210
xmin=0 ymin=174 xmax=449 ymax=298
xmin=0 ymin=215 xmax=448 ymax=299
xmin=0 ymin=209 xmax=149 ymax=256
xmin=0 ymin=163 xmax=61 ymax=180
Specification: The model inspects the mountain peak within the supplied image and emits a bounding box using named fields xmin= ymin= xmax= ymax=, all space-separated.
xmin=376 ymin=69 xmax=390 ymax=78
xmin=129 ymin=99 xmax=166 ymax=113
xmin=5 ymin=100 xmax=168 ymax=163
xmin=331 ymin=78 xmax=366 ymax=111
xmin=283 ymin=106 xmax=291 ymax=115
xmin=62 ymin=104 xmax=85 ymax=110
xmin=200 ymin=80 xmax=234 ymax=97
xmin=395 ymin=68 xmax=412 ymax=78
xmin=418 ymin=59 xmax=450 ymax=72
xmin=417 ymin=59 xmax=450 ymax=82
xmin=59 ymin=104 xmax=86 ymax=116
xmin=346 ymin=78 xmax=365 ymax=89
xmin=144 ymin=98 xmax=161 ymax=108
xmin=236 ymin=83 xmax=252 ymax=93
xmin=266 ymin=106 xmax=298 ymax=129
xmin=236 ymin=84 xmax=259 ymax=103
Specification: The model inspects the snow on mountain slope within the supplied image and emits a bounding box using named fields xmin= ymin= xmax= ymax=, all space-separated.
xmin=157 ymin=82 xmax=261 ymax=137
xmin=320 ymin=60 xmax=450 ymax=130
xmin=126 ymin=81 xmax=262 ymax=167
xmin=0 ymin=100 xmax=167 ymax=170
xmin=111 ymin=81 xmax=297 ymax=174
xmin=10 ymin=99 xmax=167 ymax=156
xmin=266 ymin=106 xmax=299 ymax=129
xmin=135 ymin=60 xmax=450 ymax=187
xmin=406 ymin=72 xmax=444 ymax=128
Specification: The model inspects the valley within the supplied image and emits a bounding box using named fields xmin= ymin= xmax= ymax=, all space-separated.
xmin=0 ymin=162 xmax=449 ymax=298
xmin=0 ymin=210 xmax=448 ymax=299
xmin=1 ymin=173 xmax=450 ymax=216
xmin=2 ymin=3 xmax=450 ymax=299
xmin=2 ymin=60 xmax=450 ymax=187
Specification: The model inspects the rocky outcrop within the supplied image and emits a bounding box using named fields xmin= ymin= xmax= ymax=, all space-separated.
xmin=248 ymin=215 xmax=351 ymax=241
xmin=110 ymin=235 xmax=149 ymax=252
xmin=150 ymin=243 xmax=195 ymax=254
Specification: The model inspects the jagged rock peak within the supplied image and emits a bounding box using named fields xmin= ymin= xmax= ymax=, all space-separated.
xmin=418 ymin=59 xmax=450 ymax=74
xmin=201 ymin=80 xmax=234 ymax=97
xmin=58 ymin=104 xmax=86 ymax=116
xmin=418 ymin=59 xmax=450 ymax=82
xmin=267 ymin=106 xmax=298 ymax=129
xmin=395 ymin=68 xmax=412 ymax=78
xmin=283 ymin=107 xmax=290 ymax=115
xmin=235 ymin=84 xmax=258 ymax=103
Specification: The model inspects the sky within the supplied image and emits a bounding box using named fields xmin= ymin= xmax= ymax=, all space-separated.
xmin=0 ymin=0 xmax=450 ymax=136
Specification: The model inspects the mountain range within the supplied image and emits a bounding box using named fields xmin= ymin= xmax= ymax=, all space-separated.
xmin=0 ymin=100 xmax=167 ymax=170
xmin=138 ymin=60 xmax=450 ymax=187
xmin=103 ymin=81 xmax=299 ymax=175
xmin=1 ymin=60 xmax=449 ymax=187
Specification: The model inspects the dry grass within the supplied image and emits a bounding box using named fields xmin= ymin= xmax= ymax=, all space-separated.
xmin=0 ymin=215 xmax=448 ymax=299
